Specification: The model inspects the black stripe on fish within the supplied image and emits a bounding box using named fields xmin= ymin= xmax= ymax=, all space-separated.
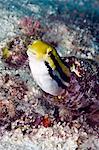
xmin=44 ymin=61 xmax=66 ymax=89
xmin=50 ymin=53 xmax=70 ymax=82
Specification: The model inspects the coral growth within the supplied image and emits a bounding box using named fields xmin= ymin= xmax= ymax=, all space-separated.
xmin=0 ymin=36 xmax=99 ymax=135
xmin=1 ymin=36 xmax=28 ymax=68
xmin=18 ymin=17 xmax=42 ymax=36
xmin=0 ymin=15 xmax=98 ymax=150
xmin=42 ymin=57 xmax=99 ymax=125
xmin=0 ymin=0 xmax=99 ymax=149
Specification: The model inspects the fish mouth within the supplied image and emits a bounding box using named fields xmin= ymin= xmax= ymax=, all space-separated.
xmin=27 ymin=49 xmax=36 ymax=56
xmin=27 ymin=50 xmax=36 ymax=60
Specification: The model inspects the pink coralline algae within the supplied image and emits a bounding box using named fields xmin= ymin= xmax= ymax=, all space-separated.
xmin=1 ymin=36 xmax=28 ymax=68
xmin=18 ymin=17 xmax=41 ymax=36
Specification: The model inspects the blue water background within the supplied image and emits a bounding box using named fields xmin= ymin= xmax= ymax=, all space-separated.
xmin=0 ymin=0 xmax=99 ymax=21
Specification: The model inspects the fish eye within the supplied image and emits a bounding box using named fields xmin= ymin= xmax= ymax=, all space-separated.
xmin=48 ymin=51 xmax=52 ymax=56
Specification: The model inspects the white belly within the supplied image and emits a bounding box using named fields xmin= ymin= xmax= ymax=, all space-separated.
xmin=27 ymin=51 xmax=63 ymax=96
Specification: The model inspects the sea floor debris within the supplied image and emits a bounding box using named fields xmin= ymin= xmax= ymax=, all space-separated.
xmin=0 ymin=38 xmax=99 ymax=149
xmin=0 ymin=6 xmax=99 ymax=149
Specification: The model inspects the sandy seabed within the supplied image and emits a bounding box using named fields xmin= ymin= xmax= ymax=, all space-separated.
xmin=0 ymin=2 xmax=99 ymax=150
